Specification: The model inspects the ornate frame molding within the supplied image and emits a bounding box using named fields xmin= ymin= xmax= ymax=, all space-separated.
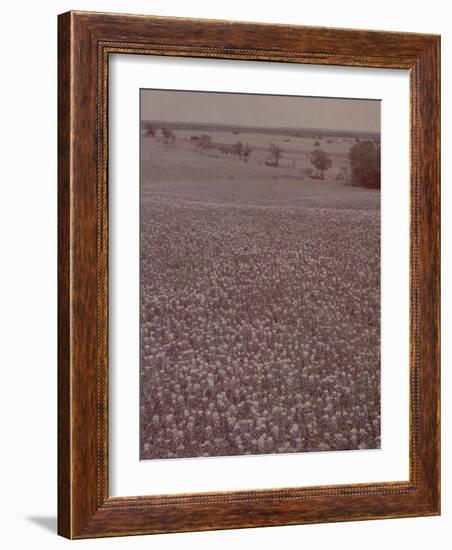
xmin=58 ymin=11 xmax=440 ymax=538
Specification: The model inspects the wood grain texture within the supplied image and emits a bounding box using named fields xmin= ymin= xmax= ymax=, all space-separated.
xmin=57 ymin=10 xmax=72 ymax=538
xmin=57 ymin=10 xmax=440 ymax=539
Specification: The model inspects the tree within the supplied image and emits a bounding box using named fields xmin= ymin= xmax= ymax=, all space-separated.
xmin=243 ymin=143 xmax=252 ymax=162
xmin=269 ymin=143 xmax=282 ymax=167
xmin=348 ymin=140 xmax=380 ymax=189
xmin=161 ymin=127 xmax=175 ymax=144
xmin=309 ymin=149 xmax=332 ymax=179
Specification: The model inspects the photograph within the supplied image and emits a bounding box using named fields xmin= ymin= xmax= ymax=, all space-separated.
xmin=139 ymin=89 xmax=381 ymax=460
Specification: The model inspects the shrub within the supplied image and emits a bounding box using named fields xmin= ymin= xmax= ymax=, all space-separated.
xmin=198 ymin=134 xmax=212 ymax=149
xmin=232 ymin=141 xmax=243 ymax=156
xmin=161 ymin=127 xmax=175 ymax=144
xmin=143 ymin=122 xmax=156 ymax=137
xmin=243 ymin=143 xmax=252 ymax=162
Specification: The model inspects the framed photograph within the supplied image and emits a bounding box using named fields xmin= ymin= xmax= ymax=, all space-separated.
xmin=58 ymin=11 xmax=440 ymax=539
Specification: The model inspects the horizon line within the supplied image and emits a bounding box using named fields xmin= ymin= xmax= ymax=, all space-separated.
xmin=141 ymin=119 xmax=380 ymax=135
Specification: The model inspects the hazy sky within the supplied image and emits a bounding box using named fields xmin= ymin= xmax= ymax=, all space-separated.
xmin=141 ymin=89 xmax=380 ymax=133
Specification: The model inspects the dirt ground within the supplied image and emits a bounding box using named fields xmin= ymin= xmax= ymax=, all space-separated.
xmin=140 ymin=128 xmax=380 ymax=460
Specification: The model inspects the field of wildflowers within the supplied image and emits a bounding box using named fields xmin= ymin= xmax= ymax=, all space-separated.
xmin=140 ymin=133 xmax=380 ymax=459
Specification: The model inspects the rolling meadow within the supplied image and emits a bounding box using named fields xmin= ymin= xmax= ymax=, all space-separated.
xmin=140 ymin=125 xmax=381 ymax=459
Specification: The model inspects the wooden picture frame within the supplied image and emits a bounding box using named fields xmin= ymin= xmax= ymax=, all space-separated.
xmin=58 ymin=10 xmax=440 ymax=539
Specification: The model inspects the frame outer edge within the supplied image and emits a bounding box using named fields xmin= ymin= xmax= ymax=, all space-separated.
xmin=408 ymin=37 xmax=441 ymax=516
xmin=437 ymin=36 xmax=441 ymax=516
xmin=57 ymin=10 xmax=441 ymax=538
xmin=57 ymin=11 xmax=73 ymax=539
xmin=423 ymin=35 xmax=441 ymax=515
xmin=409 ymin=36 xmax=441 ymax=516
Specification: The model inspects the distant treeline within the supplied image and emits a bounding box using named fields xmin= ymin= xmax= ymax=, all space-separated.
xmin=141 ymin=120 xmax=380 ymax=142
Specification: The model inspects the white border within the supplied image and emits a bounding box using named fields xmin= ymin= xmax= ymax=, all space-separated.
xmin=109 ymin=55 xmax=410 ymax=497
